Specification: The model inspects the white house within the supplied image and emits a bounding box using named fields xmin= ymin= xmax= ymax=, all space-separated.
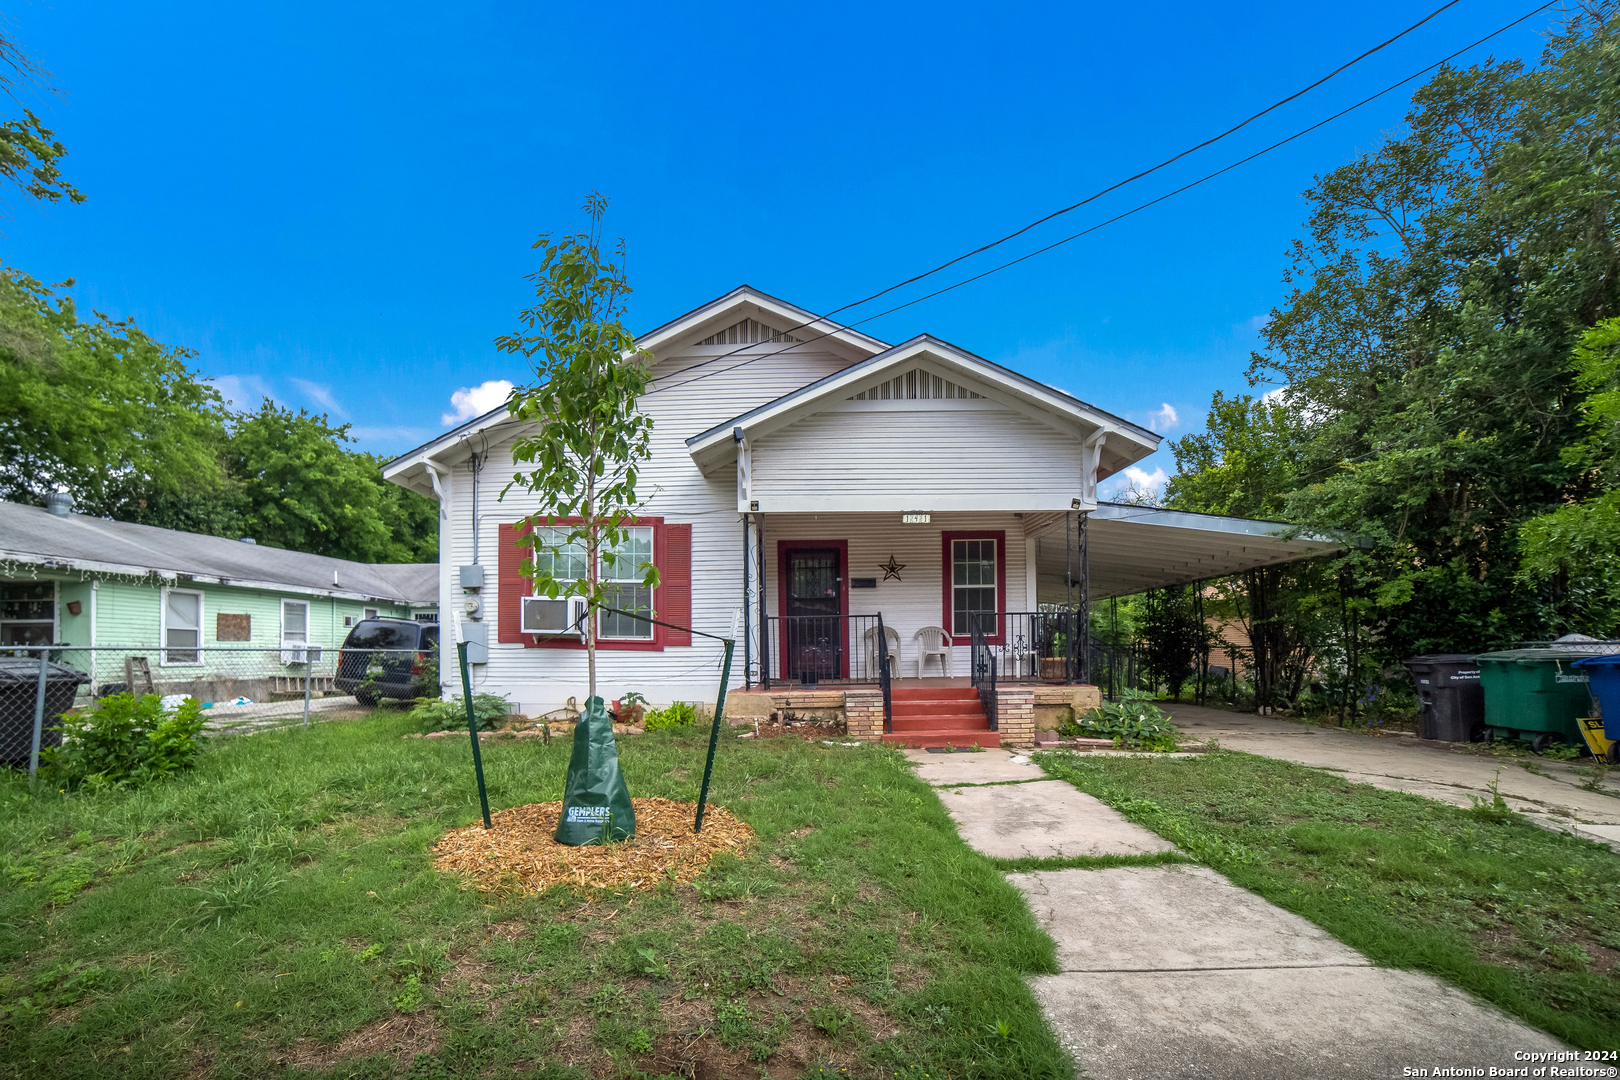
xmin=383 ymin=286 xmax=1336 ymax=747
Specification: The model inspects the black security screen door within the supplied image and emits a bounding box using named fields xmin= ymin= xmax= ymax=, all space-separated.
xmin=785 ymin=549 xmax=841 ymax=681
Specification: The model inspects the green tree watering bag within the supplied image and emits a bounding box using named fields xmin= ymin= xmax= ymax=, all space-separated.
xmin=555 ymin=696 xmax=636 ymax=845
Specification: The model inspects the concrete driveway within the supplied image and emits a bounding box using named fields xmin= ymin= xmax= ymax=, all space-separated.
xmin=1165 ymin=703 xmax=1620 ymax=849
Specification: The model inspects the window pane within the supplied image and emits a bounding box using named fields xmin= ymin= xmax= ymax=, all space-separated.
xmin=535 ymin=527 xmax=587 ymax=581
xmin=2 ymin=581 xmax=52 ymax=621
xmin=599 ymin=584 xmax=653 ymax=639
xmin=600 ymin=527 xmax=652 ymax=583
xmin=283 ymin=602 xmax=307 ymax=639
xmin=166 ymin=592 xmax=199 ymax=631
xmin=0 ymin=623 xmax=52 ymax=646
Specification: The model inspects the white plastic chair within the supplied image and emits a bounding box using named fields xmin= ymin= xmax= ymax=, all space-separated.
xmin=914 ymin=625 xmax=952 ymax=678
xmin=863 ymin=624 xmax=901 ymax=678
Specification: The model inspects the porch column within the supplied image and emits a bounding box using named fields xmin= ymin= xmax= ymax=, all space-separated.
xmin=996 ymin=687 xmax=1035 ymax=748
xmin=845 ymin=688 xmax=883 ymax=742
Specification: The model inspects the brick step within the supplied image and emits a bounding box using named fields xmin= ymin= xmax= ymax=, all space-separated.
xmin=888 ymin=715 xmax=993 ymax=732
xmin=890 ymin=688 xmax=980 ymax=700
xmin=890 ymin=710 xmax=990 ymax=725
xmin=891 ymin=700 xmax=988 ymax=715
xmin=882 ymin=729 xmax=1001 ymax=749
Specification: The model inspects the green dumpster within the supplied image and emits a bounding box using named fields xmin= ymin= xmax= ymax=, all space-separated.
xmin=1474 ymin=648 xmax=1605 ymax=749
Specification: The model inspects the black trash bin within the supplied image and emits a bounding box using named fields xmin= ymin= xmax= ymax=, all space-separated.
xmin=0 ymin=657 xmax=91 ymax=768
xmin=1404 ymin=654 xmax=1485 ymax=742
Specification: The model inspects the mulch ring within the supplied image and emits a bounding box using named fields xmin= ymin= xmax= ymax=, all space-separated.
xmin=433 ymin=797 xmax=753 ymax=895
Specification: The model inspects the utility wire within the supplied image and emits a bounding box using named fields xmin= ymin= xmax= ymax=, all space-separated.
xmin=645 ymin=0 xmax=1558 ymax=401
xmin=645 ymin=0 xmax=1472 ymax=394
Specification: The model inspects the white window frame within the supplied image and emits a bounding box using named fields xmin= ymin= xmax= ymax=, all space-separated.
xmin=951 ymin=538 xmax=998 ymax=638
xmin=280 ymin=598 xmax=312 ymax=665
xmin=363 ymin=606 xmax=379 ymax=620
xmin=531 ymin=525 xmax=655 ymax=642
xmin=597 ymin=526 xmax=655 ymax=641
xmin=161 ymin=586 xmax=205 ymax=666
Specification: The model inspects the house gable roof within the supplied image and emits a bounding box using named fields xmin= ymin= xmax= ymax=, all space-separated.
xmin=381 ymin=285 xmax=889 ymax=490
xmin=685 ymin=334 xmax=1161 ymax=477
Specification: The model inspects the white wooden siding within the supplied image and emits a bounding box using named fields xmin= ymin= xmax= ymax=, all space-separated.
xmin=439 ymin=346 xmax=856 ymax=712
xmin=748 ymin=403 xmax=1085 ymax=512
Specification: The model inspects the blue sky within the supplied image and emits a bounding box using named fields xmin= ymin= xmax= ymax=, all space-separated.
xmin=3 ymin=0 xmax=1560 ymax=496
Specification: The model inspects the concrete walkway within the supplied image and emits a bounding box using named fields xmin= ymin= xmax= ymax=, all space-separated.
xmin=906 ymin=748 xmax=1568 ymax=1079
xmin=1165 ymin=703 xmax=1620 ymax=848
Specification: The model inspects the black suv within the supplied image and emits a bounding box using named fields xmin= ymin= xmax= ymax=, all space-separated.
xmin=335 ymin=619 xmax=439 ymax=706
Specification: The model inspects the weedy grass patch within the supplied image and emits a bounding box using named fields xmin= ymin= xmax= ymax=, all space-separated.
xmin=1036 ymin=747 xmax=1620 ymax=1049
xmin=1 ymin=712 xmax=1070 ymax=1079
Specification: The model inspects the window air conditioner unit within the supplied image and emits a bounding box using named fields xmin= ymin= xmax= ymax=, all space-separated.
xmin=281 ymin=644 xmax=324 ymax=666
xmin=521 ymin=595 xmax=588 ymax=636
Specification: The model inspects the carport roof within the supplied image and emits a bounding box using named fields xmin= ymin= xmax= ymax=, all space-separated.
xmin=1032 ymin=502 xmax=1343 ymax=600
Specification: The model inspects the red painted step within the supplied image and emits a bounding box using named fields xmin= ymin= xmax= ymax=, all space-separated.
xmin=888 ymin=715 xmax=992 ymax=732
xmin=881 ymin=685 xmax=995 ymax=746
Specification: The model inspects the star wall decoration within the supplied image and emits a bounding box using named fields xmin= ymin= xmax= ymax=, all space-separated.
xmin=879 ymin=554 xmax=905 ymax=581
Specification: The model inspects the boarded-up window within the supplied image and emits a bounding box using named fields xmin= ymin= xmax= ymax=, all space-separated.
xmin=216 ymin=613 xmax=251 ymax=641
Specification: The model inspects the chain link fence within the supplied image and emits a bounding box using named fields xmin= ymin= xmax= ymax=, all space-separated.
xmin=1 ymin=645 xmax=439 ymax=770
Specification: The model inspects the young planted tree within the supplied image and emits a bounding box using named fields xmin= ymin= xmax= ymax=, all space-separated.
xmin=498 ymin=194 xmax=657 ymax=699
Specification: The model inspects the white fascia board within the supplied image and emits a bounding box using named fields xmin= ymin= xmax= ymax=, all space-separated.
xmin=634 ymin=285 xmax=890 ymax=359
xmin=0 ymin=548 xmax=416 ymax=605
xmin=741 ymin=494 xmax=1099 ymax=514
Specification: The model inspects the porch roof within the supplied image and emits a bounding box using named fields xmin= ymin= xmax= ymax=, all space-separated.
xmin=1032 ymin=502 xmax=1343 ymax=600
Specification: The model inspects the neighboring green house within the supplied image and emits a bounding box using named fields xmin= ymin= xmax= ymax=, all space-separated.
xmin=0 ymin=496 xmax=437 ymax=699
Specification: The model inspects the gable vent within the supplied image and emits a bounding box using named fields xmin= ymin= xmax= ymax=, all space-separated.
xmin=850 ymin=368 xmax=983 ymax=401
xmin=697 ymin=318 xmax=800 ymax=346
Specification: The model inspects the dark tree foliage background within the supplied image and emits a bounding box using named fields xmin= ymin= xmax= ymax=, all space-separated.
xmin=1159 ymin=7 xmax=1620 ymax=709
xmin=0 ymin=270 xmax=436 ymax=563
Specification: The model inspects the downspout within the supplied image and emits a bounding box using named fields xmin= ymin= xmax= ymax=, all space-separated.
xmin=743 ymin=514 xmax=751 ymax=689
xmin=757 ymin=514 xmax=767 ymax=687
xmin=89 ymin=580 xmax=98 ymax=692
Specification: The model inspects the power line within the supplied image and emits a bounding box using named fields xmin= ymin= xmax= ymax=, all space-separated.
xmin=646 ymin=0 xmax=1558 ymax=400
xmin=646 ymin=0 xmax=1471 ymax=393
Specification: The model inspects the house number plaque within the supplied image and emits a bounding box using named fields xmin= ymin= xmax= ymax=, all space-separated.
xmin=901 ymin=513 xmax=930 ymax=524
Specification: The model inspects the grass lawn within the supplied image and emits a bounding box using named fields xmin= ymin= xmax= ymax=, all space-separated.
xmin=1035 ymin=748 xmax=1620 ymax=1049
xmin=0 ymin=711 xmax=1073 ymax=1080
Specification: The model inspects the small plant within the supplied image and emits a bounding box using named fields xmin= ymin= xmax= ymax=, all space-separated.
xmin=1059 ymin=694 xmax=1180 ymax=752
xmin=716 ymin=999 xmax=757 ymax=1048
xmin=407 ymin=692 xmax=510 ymax=732
xmin=636 ymin=947 xmax=670 ymax=978
xmin=357 ymin=943 xmax=386 ymax=963
xmin=1469 ymin=772 xmax=1515 ymax=823
xmin=808 ymin=1005 xmax=851 ymax=1038
xmin=42 ymin=692 xmax=207 ymax=789
xmin=393 ymin=973 xmax=425 ymax=1012
xmin=644 ymin=700 xmax=698 ymax=732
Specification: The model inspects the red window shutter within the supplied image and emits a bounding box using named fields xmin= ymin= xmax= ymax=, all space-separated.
xmin=662 ymin=523 xmax=693 ymax=646
xmin=497 ymin=522 xmax=529 ymax=644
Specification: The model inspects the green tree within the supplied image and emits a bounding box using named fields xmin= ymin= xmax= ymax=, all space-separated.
xmin=498 ymin=194 xmax=657 ymax=699
xmin=0 ymin=268 xmax=231 ymax=517
xmin=0 ymin=31 xmax=85 ymax=211
xmin=225 ymin=400 xmax=433 ymax=562
xmin=1519 ymin=317 xmax=1620 ymax=633
xmin=1234 ymin=8 xmax=1620 ymax=663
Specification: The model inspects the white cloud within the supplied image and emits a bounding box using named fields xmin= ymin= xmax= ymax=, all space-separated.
xmin=1099 ymin=465 xmax=1169 ymax=505
xmin=211 ymin=374 xmax=273 ymax=411
xmin=1242 ymin=313 xmax=1269 ymax=334
xmin=1152 ymin=402 xmax=1179 ymax=430
xmin=289 ymin=377 xmax=349 ymax=418
xmin=442 ymin=379 xmax=515 ymax=425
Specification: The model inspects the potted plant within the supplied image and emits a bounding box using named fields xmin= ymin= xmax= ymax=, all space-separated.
xmin=1041 ymin=631 xmax=1069 ymax=681
xmin=614 ymin=691 xmax=648 ymax=727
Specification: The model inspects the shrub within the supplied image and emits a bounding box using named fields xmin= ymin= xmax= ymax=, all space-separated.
xmin=42 ymin=693 xmax=208 ymax=789
xmin=1059 ymin=693 xmax=1179 ymax=752
xmin=407 ymin=693 xmax=510 ymax=732
xmin=643 ymin=700 xmax=697 ymax=732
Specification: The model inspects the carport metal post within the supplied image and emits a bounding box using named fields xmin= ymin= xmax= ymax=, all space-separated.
xmin=303 ymin=662 xmax=311 ymax=728
xmin=28 ymin=647 xmax=47 ymax=786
